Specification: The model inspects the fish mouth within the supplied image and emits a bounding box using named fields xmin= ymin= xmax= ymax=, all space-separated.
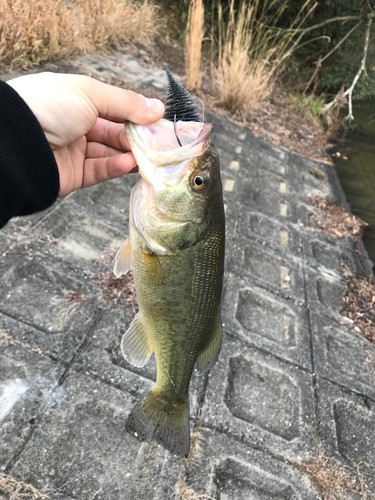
xmin=125 ymin=119 xmax=212 ymax=164
xmin=125 ymin=118 xmax=213 ymax=187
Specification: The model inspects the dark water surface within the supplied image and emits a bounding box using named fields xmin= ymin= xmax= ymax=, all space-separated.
xmin=334 ymin=100 xmax=375 ymax=270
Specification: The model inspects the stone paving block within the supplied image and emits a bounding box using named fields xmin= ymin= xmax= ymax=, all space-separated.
xmin=0 ymin=200 xmax=63 ymax=240
xmin=128 ymin=442 xmax=186 ymax=500
xmin=317 ymin=377 xmax=375 ymax=478
xmin=302 ymin=232 xmax=362 ymax=275
xmin=0 ymin=232 xmax=11 ymax=255
xmin=236 ymin=209 xmax=302 ymax=257
xmin=311 ymin=312 xmax=375 ymax=400
xmin=253 ymin=169 xmax=294 ymax=200
xmin=212 ymin=133 xmax=251 ymax=157
xmin=305 ymin=267 xmax=347 ymax=323
xmin=296 ymin=201 xmax=320 ymax=229
xmin=255 ymin=149 xmax=293 ymax=179
xmin=36 ymin=198 xmax=125 ymax=267
xmin=217 ymin=143 xmax=250 ymax=167
xmin=202 ymin=336 xmax=317 ymax=460
xmin=8 ymin=370 xmax=184 ymax=500
xmin=222 ymin=273 xmax=311 ymax=369
xmin=0 ymin=243 xmax=103 ymax=362
xmin=185 ymin=427 xmax=320 ymax=500
xmin=292 ymin=154 xmax=329 ymax=173
xmin=216 ymin=149 xmax=247 ymax=184
xmin=223 ymin=202 xmax=241 ymax=264
xmin=242 ymin=180 xmax=299 ymax=223
xmin=291 ymin=154 xmax=332 ymax=193
xmin=229 ymin=235 xmax=305 ymax=302
xmin=0 ymin=338 xmax=64 ymax=470
xmin=73 ymin=304 xmax=205 ymax=417
xmin=221 ymin=169 xmax=244 ymax=207
xmin=68 ymin=174 xmax=137 ymax=234
xmin=0 ymin=492 xmax=75 ymax=500
xmin=249 ymin=136 xmax=294 ymax=165
xmin=293 ymin=167 xmax=333 ymax=202
xmin=209 ymin=113 xmax=251 ymax=143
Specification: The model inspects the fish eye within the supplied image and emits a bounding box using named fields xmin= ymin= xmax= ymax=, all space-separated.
xmin=192 ymin=172 xmax=209 ymax=190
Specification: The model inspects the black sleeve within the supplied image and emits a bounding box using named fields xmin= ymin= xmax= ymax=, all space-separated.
xmin=0 ymin=80 xmax=60 ymax=229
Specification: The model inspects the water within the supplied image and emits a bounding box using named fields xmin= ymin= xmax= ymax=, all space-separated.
xmin=333 ymin=100 xmax=375 ymax=270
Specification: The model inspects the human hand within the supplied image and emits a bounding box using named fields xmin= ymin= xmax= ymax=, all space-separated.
xmin=7 ymin=72 xmax=164 ymax=197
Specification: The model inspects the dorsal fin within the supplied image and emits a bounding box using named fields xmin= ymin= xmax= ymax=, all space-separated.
xmin=163 ymin=63 xmax=202 ymax=123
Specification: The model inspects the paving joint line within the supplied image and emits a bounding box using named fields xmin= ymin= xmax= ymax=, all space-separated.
xmin=57 ymin=308 xmax=106 ymax=387
xmin=296 ymin=158 xmax=322 ymax=451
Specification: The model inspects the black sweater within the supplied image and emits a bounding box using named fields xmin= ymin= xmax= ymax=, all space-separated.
xmin=0 ymin=80 xmax=60 ymax=229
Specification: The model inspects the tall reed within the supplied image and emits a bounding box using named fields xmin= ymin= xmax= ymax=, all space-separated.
xmin=216 ymin=0 xmax=316 ymax=117
xmin=185 ymin=0 xmax=205 ymax=92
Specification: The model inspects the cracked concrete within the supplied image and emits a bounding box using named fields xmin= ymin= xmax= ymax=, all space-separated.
xmin=1 ymin=50 xmax=375 ymax=499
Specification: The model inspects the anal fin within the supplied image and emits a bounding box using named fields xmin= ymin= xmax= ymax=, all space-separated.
xmin=196 ymin=314 xmax=222 ymax=374
xmin=121 ymin=313 xmax=153 ymax=367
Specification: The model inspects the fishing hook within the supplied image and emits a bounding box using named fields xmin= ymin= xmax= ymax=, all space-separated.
xmin=173 ymin=114 xmax=182 ymax=147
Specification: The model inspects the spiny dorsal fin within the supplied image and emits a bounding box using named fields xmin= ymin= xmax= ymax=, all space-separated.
xmin=163 ymin=63 xmax=202 ymax=122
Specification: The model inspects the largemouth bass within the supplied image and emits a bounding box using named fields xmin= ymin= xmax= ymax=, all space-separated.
xmin=113 ymin=68 xmax=225 ymax=458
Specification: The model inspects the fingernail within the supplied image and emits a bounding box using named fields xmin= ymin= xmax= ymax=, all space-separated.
xmin=146 ymin=98 xmax=164 ymax=114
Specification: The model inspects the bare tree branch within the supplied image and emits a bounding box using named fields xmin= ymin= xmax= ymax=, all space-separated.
xmin=303 ymin=20 xmax=363 ymax=94
xmin=324 ymin=17 xmax=373 ymax=119
xmin=345 ymin=17 xmax=373 ymax=120
xmin=290 ymin=12 xmax=375 ymax=54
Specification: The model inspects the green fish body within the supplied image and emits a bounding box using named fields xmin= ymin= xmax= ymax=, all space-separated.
xmin=114 ymin=118 xmax=225 ymax=457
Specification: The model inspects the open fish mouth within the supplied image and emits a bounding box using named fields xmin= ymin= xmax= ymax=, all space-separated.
xmin=125 ymin=119 xmax=213 ymax=187
xmin=125 ymin=119 xmax=212 ymax=159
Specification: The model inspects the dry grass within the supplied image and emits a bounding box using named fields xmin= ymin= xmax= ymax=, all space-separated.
xmin=177 ymin=420 xmax=216 ymax=500
xmin=340 ymin=261 xmax=375 ymax=344
xmin=185 ymin=0 xmax=204 ymax=92
xmin=309 ymin=195 xmax=367 ymax=241
xmin=97 ymin=269 xmax=138 ymax=316
xmin=0 ymin=328 xmax=48 ymax=357
xmin=294 ymin=454 xmax=368 ymax=499
xmin=0 ymin=473 xmax=49 ymax=500
xmin=0 ymin=0 xmax=161 ymax=70
xmin=215 ymin=0 xmax=316 ymax=118
xmin=178 ymin=478 xmax=216 ymax=500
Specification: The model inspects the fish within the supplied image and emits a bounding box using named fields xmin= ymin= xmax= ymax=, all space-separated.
xmin=113 ymin=65 xmax=225 ymax=458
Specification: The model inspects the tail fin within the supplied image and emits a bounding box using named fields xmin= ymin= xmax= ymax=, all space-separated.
xmin=126 ymin=390 xmax=190 ymax=458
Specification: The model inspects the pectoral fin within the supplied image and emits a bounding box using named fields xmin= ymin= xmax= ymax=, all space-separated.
xmin=121 ymin=313 xmax=154 ymax=367
xmin=113 ymin=237 xmax=131 ymax=278
xmin=196 ymin=314 xmax=222 ymax=374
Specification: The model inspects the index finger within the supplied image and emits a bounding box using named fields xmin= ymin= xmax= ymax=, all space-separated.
xmin=76 ymin=76 xmax=165 ymax=125
xmin=87 ymin=118 xmax=131 ymax=151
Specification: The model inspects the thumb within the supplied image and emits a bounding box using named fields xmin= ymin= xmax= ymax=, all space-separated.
xmin=77 ymin=75 xmax=165 ymax=125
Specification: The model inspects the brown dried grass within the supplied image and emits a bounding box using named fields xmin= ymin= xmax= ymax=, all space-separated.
xmin=185 ymin=0 xmax=204 ymax=92
xmin=0 ymin=473 xmax=49 ymax=499
xmin=178 ymin=478 xmax=216 ymax=500
xmin=309 ymin=195 xmax=367 ymax=242
xmin=0 ymin=0 xmax=160 ymax=71
xmin=177 ymin=420 xmax=216 ymax=500
xmin=215 ymin=0 xmax=316 ymax=119
xmin=295 ymin=454 xmax=368 ymax=499
xmin=97 ymin=269 xmax=138 ymax=316
xmin=340 ymin=261 xmax=375 ymax=344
